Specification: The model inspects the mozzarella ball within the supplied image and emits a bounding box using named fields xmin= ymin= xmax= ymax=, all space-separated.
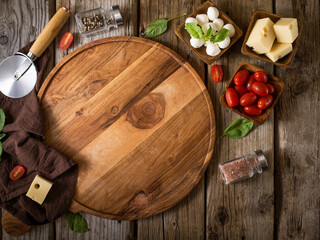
xmin=206 ymin=42 xmax=221 ymax=56
xmin=196 ymin=14 xmax=209 ymax=26
xmin=185 ymin=17 xmax=198 ymax=25
xmin=190 ymin=37 xmax=204 ymax=48
xmin=202 ymin=22 xmax=216 ymax=35
xmin=207 ymin=7 xmax=219 ymax=20
xmin=223 ymin=23 xmax=235 ymax=37
xmin=212 ymin=18 xmax=224 ymax=31
xmin=218 ymin=36 xmax=231 ymax=49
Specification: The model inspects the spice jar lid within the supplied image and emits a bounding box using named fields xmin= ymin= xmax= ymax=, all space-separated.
xmin=254 ymin=150 xmax=268 ymax=171
xmin=111 ymin=5 xmax=123 ymax=26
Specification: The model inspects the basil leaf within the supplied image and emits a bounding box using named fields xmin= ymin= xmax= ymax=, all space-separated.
xmin=145 ymin=13 xmax=186 ymax=38
xmin=145 ymin=19 xmax=168 ymax=38
xmin=65 ymin=213 xmax=89 ymax=233
xmin=204 ymin=26 xmax=213 ymax=42
xmin=0 ymin=142 xmax=2 ymax=162
xmin=220 ymin=119 xmax=254 ymax=139
xmin=185 ymin=23 xmax=203 ymax=39
xmin=210 ymin=28 xmax=230 ymax=43
xmin=0 ymin=109 xmax=5 ymax=132
xmin=0 ymin=133 xmax=5 ymax=140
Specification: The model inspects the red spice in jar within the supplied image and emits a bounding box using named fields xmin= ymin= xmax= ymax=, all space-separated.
xmin=219 ymin=150 xmax=268 ymax=184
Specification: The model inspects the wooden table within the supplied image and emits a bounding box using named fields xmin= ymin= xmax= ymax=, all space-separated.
xmin=0 ymin=0 xmax=319 ymax=239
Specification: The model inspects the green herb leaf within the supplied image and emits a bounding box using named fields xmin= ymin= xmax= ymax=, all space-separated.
xmin=0 ymin=109 xmax=5 ymax=132
xmin=185 ymin=23 xmax=203 ymax=39
xmin=220 ymin=119 xmax=254 ymax=139
xmin=65 ymin=213 xmax=89 ymax=233
xmin=210 ymin=28 xmax=230 ymax=43
xmin=145 ymin=19 xmax=168 ymax=38
xmin=204 ymin=26 xmax=213 ymax=42
xmin=0 ymin=133 xmax=6 ymax=140
xmin=145 ymin=13 xmax=186 ymax=38
xmin=0 ymin=142 xmax=2 ymax=162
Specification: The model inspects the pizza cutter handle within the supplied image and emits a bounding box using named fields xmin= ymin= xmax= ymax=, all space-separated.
xmin=29 ymin=7 xmax=70 ymax=59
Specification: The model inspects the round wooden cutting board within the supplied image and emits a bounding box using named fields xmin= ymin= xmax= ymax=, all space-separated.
xmin=38 ymin=36 xmax=215 ymax=220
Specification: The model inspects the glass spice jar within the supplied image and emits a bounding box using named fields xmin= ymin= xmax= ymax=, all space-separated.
xmin=219 ymin=150 xmax=268 ymax=184
xmin=75 ymin=5 xmax=123 ymax=35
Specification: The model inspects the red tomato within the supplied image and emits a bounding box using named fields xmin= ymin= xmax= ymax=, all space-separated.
xmin=244 ymin=105 xmax=262 ymax=115
xmin=9 ymin=166 xmax=26 ymax=181
xmin=234 ymin=70 xmax=249 ymax=86
xmin=240 ymin=92 xmax=258 ymax=106
xmin=211 ymin=64 xmax=223 ymax=83
xmin=257 ymin=95 xmax=273 ymax=109
xmin=246 ymin=75 xmax=255 ymax=91
xmin=60 ymin=32 xmax=74 ymax=50
xmin=252 ymin=82 xmax=269 ymax=96
xmin=266 ymin=83 xmax=275 ymax=94
xmin=234 ymin=85 xmax=247 ymax=96
xmin=225 ymin=88 xmax=239 ymax=107
xmin=254 ymin=71 xmax=268 ymax=83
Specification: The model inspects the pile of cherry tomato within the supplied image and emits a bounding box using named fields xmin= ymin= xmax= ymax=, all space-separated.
xmin=225 ymin=70 xmax=275 ymax=115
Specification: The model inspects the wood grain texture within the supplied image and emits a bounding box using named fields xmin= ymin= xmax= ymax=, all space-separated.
xmin=138 ymin=0 xmax=207 ymax=239
xmin=53 ymin=0 xmax=137 ymax=239
xmin=274 ymin=0 xmax=320 ymax=239
xmin=39 ymin=37 xmax=215 ymax=220
xmin=0 ymin=0 xmax=54 ymax=239
xmin=206 ymin=0 xmax=274 ymax=239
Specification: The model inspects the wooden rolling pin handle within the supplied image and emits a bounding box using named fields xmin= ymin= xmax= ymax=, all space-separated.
xmin=29 ymin=7 xmax=70 ymax=58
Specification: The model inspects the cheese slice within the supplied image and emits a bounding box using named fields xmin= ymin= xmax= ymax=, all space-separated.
xmin=26 ymin=175 xmax=53 ymax=205
xmin=265 ymin=42 xmax=292 ymax=62
xmin=246 ymin=17 xmax=275 ymax=54
xmin=273 ymin=18 xmax=298 ymax=43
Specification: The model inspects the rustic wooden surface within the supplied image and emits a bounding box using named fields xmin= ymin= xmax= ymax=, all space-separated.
xmin=0 ymin=0 xmax=319 ymax=239
xmin=38 ymin=36 xmax=215 ymax=220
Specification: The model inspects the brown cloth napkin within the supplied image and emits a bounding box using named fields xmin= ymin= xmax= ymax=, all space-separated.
xmin=0 ymin=43 xmax=78 ymax=225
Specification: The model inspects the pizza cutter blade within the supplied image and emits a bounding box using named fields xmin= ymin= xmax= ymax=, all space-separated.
xmin=0 ymin=53 xmax=37 ymax=98
xmin=0 ymin=6 xmax=70 ymax=99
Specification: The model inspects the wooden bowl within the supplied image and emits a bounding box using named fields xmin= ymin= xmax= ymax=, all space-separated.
xmin=220 ymin=62 xmax=284 ymax=125
xmin=241 ymin=10 xmax=303 ymax=68
xmin=175 ymin=1 xmax=243 ymax=65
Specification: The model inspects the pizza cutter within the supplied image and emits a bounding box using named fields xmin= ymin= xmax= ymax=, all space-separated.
xmin=0 ymin=7 xmax=70 ymax=98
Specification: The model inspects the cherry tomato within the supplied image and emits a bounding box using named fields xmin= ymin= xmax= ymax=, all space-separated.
xmin=257 ymin=95 xmax=273 ymax=110
xmin=252 ymin=82 xmax=269 ymax=96
xmin=9 ymin=165 xmax=26 ymax=181
xmin=266 ymin=83 xmax=275 ymax=94
xmin=234 ymin=70 xmax=249 ymax=86
xmin=246 ymin=75 xmax=256 ymax=92
xmin=254 ymin=71 xmax=268 ymax=83
xmin=60 ymin=32 xmax=74 ymax=50
xmin=240 ymin=92 xmax=258 ymax=107
xmin=244 ymin=105 xmax=262 ymax=115
xmin=225 ymin=88 xmax=239 ymax=107
xmin=211 ymin=64 xmax=223 ymax=83
xmin=234 ymin=85 xmax=248 ymax=97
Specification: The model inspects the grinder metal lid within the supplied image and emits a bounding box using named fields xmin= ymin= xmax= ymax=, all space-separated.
xmin=0 ymin=52 xmax=37 ymax=98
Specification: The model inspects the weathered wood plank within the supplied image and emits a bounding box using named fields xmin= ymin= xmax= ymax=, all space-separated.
xmin=0 ymin=0 xmax=54 ymax=239
xmin=138 ymin=0 xmax=206 ymax=239
xmin=206 ymin=0 xmax=274 ymax=239
xmin=274 ymin=0 xmax=320 ymax=239
xmin=54 ymin=0 xmax=137 ymax=239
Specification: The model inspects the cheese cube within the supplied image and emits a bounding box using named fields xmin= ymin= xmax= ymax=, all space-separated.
xmin=265 ymin=42 xmax=292 ymax=62
xmin=26 ymin=175 xmax=53 ymax=205
xmin=273 ymin=18 xmax=298 ymax=43
xmin=246 ymin=18 xmax=276 ymax=54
